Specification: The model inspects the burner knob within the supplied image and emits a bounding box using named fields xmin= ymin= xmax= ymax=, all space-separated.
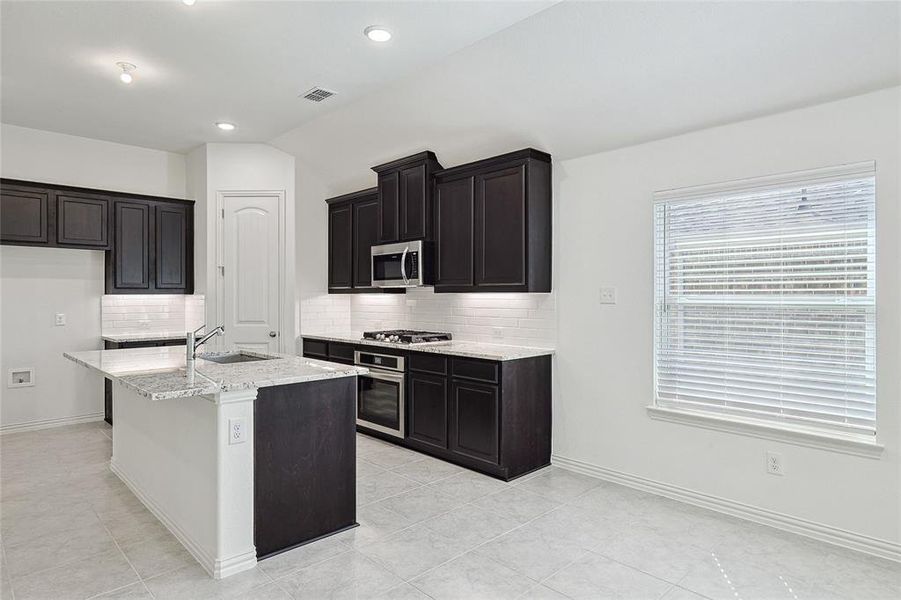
xmin=390 ymin=335 xmax=399 ymax=342
xmin=376 ymin=333 xmax=384 ymax=340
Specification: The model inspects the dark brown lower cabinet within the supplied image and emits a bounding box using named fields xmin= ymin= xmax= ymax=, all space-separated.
xmin=408 ymin=373 xmax=448 ymax=452
xmin=254 ymin=378 xmax=356 ymax=559
xmin=449 ymin=380 xmax=499 ymax=466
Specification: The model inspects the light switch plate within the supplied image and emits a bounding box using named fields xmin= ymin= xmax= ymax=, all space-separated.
xmin=228 ymin=418 xmax=247 ymax=445
xmin=599 ymin=287 xmax=617 ymax=304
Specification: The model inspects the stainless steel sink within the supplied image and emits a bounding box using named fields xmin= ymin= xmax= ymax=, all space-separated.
xmin=200 ymin=352 xmax=276 ymax=365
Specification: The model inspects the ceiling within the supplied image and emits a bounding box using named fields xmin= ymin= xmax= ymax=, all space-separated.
xmin=0 ymin=0 xmax=554 ymax=152
xmin=2 ymin=1 xmax=898 ymax=189
xmin=271 ymin=0 xmax=901 ymax=193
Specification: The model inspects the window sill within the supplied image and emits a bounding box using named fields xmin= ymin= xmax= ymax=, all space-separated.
xmin=646 ymin=405 xmax=884 ymax=459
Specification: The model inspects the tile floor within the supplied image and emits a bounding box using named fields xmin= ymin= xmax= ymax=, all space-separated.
xmin=1 ymin=421 xmax=898 ymax=599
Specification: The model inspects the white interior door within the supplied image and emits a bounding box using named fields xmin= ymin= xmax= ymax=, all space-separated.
xmin=222 ymin=194 xmax=281 ymax=352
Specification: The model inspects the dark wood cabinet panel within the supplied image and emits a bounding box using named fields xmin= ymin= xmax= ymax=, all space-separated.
xmin=328 ymin=203 xmax=353 ymax=290
xmin=155 ymin=204 xmax=190 ymax=291
xmin=378 ymin=171 xmax=399 ymax=243
xmin=302 ymin=338 xmax=329 ymax=359
xmin=399 ymin=164 xmax=427 ymax=241
xmin=353 ymin=195 xmax=379 ymax=289
xmin=373 ymin=152 xmax=442 ymax=244
xmin=475 ymin=165 xmax=527 ymax=288
xmin=433 ymin=176 xmax=474 ymax=289
xmin=0 ymin=184 xmax=51 ymax=245
xmin=255 ymin=378 xmax=356 ymax=558
xmin=112 ymin=201 xmax=151 ymax=290
xmin=57 ymin=193 xmax=109 ymax=248
xmin=450 ymin=380 xmax=500 ymax=466
xmin=328 ymin=342 xmax=355 ymax=365
xmin=408 ymin=373 xmax=448 ymax=451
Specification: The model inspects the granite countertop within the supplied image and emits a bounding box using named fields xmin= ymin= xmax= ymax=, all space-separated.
xmin=102 ymin=331 xmax=188 ymax=343
xmin=301 ymin=332 xmax=555 ymax=361
xmin=64 ymin=346 xmax=367 ymax=401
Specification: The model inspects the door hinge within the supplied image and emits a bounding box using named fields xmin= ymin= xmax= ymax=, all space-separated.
xmin=218 ymin=265 xmax=225 ymax=276
xmin=220 ymin=209 xmax=225 ymax=219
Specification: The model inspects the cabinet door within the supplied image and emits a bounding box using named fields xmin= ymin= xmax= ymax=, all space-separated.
xmin=399 ymin=164 xmax=427 ymax=241
xmin=433 ymin=177 xmax=474 ymax=289
xmin=1 ymin=185 xmax=51 ymax=245
xmin=408 ymin=373 xmax=448 ymax=451
xmin=155 ymin=203 xmax=189 ymax=290
xmin=112 ymin=201 xmax=151 ymax=290
xmin=450 ymin=380 xmax=499 ymax=465
xmin=352 ymin=196 xmax=379 ymax=289
xmin=378 ymin=171 xmax=399 ymax=243
xmin=57 ymin=193 xmax=109 ymax=248
xmin=474 ymin=165 xmax=527 ymax=288
xmin=328 ymin=203 xmax=353 ymax=290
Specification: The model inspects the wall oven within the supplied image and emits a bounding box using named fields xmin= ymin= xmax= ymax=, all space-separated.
xmin=371 ymin=240 xmax=432 ymax=288
xmin=355 ymin=350 xmax=405 ymax=439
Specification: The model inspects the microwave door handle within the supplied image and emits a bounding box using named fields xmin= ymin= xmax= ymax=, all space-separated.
xmin=400 ymin=246 xmax=409 ymax=285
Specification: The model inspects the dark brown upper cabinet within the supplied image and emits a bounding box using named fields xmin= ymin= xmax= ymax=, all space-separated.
xmin=372 ymin=152 xmax=443 ymax=243
xmin=433 ymin=148 xmax=551 ymax=293
xmin=57 ymin=192 xmax=110 ymax=248
xmin=326 ymin=188 xmax=403 ymax=294
xmin=0 ymin=183 xmax=51 ymax=245
xmin=1 ymin=179 xmax=193 ymax=294
xmin=106 ymin=197 xmax=194 ymax=294
xmin=155 ymin=203 xmax=191 ymax=290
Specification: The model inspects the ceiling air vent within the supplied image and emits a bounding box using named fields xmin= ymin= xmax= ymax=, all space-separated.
xmin=300 ymin=87 xmax=337 ymax=102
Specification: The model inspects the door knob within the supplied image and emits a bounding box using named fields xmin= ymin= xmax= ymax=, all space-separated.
xmin=269 ymin=331 xmax=277 ymax=338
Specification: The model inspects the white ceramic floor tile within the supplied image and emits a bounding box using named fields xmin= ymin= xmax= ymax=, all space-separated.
xmin=12 ymin=548 xmax=140 ymax=600
xmin=373 ymin=485 xmax=466 ymax=523
xmin=517 ymin=584 xmax=572 ymax=599
xmin=475 ymin=521 xmax=588 ymax=582
xmin=390 ymin=456 xmax=463 ymax=484
xmin=91 ymin=581 xmax=155 ymax=599
xmin=473 ymin=486 xmax=562 ymax=525
xmin=357 ymin=470 xmax=423 ymax=506
xmin=143 ymin=563 xmax=273 ymax=600
xmin=542 ymin=551 xmax=673 ymax=600
xmin=337 ymin=503 xmax=419 ymax=548
xmin=427 ymin=470 xmax=510 ymax=503
xmin=421 ymin=504 xmax=520 ymax=547
xmin=277 ymin=550 xmax=404 ymax=599
xmin=357 ymin=522 xmax=477 ymax=580
xmin=411 ymin=551 xmax=534 ymax=600
xmin=3 ymin=519 xmax=119 ymax=578
xmin=120 ymin=531 xmax=198 ymax=579
xmin=514 ymin=467 xmax=600 ymax=503
xmin=374 ymin=583 xmax=434 ymax=600
xmin=256 ymin=535 xmax=350 ymax=580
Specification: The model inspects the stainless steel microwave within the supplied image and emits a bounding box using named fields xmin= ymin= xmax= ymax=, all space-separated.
xmin=371 ymin=240 xmax=432 ymax=288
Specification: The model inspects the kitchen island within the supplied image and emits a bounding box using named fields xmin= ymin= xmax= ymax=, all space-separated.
xmin=64 ymin=346 xmax=366 ymax=579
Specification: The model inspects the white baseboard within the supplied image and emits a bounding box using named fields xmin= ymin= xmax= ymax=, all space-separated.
xmin=0 ymin=412 xmax=104 ymax=435
xmin=110 ymin=459 xmax=257 ymax=579
xmin=551 ymin=453 xmax=900 ymax=563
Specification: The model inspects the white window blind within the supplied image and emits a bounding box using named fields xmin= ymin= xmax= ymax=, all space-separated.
xmin=653 ymin=163 xmax=876 ymax=437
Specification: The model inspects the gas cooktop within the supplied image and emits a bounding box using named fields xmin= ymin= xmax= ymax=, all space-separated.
xmin=362 ymin=330 xmax=453 ymax=344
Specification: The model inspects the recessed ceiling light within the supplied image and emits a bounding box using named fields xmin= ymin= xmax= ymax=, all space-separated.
xmin=182 ymin=0 xmax=196 ymax=6
xmin=215 ymin=122 xmax=236 ymax=131
xmin=116 ymin=62 xmax=136 ymax=84
xmin=364 ymin=26 xmax=392 ymax=42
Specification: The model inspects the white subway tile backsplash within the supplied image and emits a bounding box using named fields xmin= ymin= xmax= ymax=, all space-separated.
xmin=101 ymin=295 xmax=205 ymax=336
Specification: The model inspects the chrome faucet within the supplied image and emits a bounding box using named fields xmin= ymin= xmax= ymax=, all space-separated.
xmin=185 ymin=324 xmax=225 ymax=382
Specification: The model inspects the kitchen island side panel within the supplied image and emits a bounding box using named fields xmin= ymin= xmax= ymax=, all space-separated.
xmin=254 ymin=376 xmax=357 ymax=558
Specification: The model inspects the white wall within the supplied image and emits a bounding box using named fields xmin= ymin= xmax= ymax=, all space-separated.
xmin=0 ymin=124 xmax=187 ymax=431
xmin=554 ymin=88 xmax=900 ymax=547
xmin=187 ymin=144 xmax=296 ymax=352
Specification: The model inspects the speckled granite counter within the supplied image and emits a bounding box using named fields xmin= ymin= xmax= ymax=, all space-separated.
xmin=64 ymin=346 xmax=367 ymax=401
xmin=101 ymin=331 xmax=188 ymax=343
xmin=301 ymin=332 xmax=554 ymax=361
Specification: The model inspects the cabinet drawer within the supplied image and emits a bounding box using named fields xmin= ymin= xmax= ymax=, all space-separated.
xmin=328 ymin=342 xmax=355 ymax=364
xmin=409 ymin=353 xmax=447 ymax=376
xmin=451 ymin=357 xmax=498 ymax=384
xmin=302 ymin=339 xmax=329 ymax=359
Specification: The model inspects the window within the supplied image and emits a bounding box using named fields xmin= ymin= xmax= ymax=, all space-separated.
xmin=653 ymin=162 xmax=876 ymax=439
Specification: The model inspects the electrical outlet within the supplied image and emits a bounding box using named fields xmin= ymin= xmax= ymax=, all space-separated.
xmin=491 ymin=327 xmax=503 ymax=339
xmin=599 ymin=287 xmax=617 ymax=304
xmin=54 ymin=313 xmax=66 ymax=326
xmin=766 ymin=451 xmax=784 ymax=476
xmin=228 ymin=418 xmax=247 ymax=445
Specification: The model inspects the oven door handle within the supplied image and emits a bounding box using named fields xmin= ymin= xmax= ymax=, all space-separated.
xmin=362 ymin=370 xmax=405 ymax=383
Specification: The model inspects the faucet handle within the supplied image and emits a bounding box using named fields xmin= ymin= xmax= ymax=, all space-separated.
xmin=193 ymin=324 xmax=206 ymax=335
